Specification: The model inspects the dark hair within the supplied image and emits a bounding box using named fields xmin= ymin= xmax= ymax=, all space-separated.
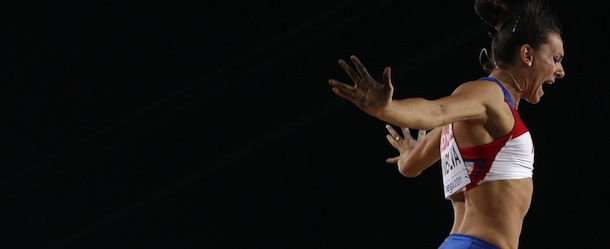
xmin=474 ymin=0 xmax=561 ymax=72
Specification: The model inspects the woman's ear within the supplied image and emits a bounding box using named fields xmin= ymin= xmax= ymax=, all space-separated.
xmin=521 ymin=44 xmax=534 ymax=66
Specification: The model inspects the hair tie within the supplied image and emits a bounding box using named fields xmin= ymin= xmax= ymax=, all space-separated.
xmin=494 ymin=20 xmax=505 ymax=31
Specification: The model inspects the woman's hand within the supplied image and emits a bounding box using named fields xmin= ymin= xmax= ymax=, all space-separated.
xmin=328 ymin=55 xmax=394 ymax=117
xmin=384 ymin=124 xmax=427 ymax=164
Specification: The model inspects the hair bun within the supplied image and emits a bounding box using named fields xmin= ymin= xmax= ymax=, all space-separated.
xmin=474 ymin=0 xmax=515 ymax=30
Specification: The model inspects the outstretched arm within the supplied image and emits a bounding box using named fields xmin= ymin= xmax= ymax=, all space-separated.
xmin=329 ymin=55 xmax=487 ymax=130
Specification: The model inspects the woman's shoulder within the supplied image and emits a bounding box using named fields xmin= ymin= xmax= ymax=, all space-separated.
xmin=452 ymin=78 xmax=505 ymax=100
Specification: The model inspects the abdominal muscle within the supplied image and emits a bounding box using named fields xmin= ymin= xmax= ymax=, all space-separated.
xmin=449 ymin=178 xmax=533 ymax=249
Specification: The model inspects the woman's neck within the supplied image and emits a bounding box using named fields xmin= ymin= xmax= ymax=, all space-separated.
xmin=489 ymin=70 xmax=523 ymax=107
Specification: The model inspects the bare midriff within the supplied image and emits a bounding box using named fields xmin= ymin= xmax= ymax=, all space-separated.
xmin=450 ymin=178 xmax=533 ymax=249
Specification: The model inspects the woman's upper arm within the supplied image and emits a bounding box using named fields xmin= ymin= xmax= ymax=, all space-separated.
xmin=433 ymin=82 xmax=490 ymax=126
xmin=379 ymin=81 xmax=492 ymax=130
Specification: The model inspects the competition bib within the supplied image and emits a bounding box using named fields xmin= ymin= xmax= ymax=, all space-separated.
xmin=440 ymin=125 xmax=471 ymax=199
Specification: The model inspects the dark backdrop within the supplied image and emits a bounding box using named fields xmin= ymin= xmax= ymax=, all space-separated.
xmin=4 ymin=1 xmax=606 ymax=248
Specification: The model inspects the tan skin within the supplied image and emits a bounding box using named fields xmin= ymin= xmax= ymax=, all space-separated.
xmin=329 ymin=32 xmax=565 ymax=249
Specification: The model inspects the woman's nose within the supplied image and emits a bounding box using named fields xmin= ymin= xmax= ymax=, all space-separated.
xmin=556 ymin=67 xmax=565 ymax=79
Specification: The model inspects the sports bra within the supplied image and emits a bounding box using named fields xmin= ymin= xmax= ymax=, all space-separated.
xmin=440 ymin=77 xmax=535 ymax=196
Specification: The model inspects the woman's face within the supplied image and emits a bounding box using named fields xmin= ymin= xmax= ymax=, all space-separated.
xmin=523 ymin=32 xmax=565 ymax=104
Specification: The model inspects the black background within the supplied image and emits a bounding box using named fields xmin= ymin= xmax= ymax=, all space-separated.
xmin=4 ymin=1 xmax=607 ymax=248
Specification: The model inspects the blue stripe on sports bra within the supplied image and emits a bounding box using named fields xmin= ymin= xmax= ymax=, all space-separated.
xmin=478 ymin=76 xmax=514 ymax=108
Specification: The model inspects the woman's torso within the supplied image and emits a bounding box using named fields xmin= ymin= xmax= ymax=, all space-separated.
xmin=445 ymin=77 xmax=534 ymax=249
